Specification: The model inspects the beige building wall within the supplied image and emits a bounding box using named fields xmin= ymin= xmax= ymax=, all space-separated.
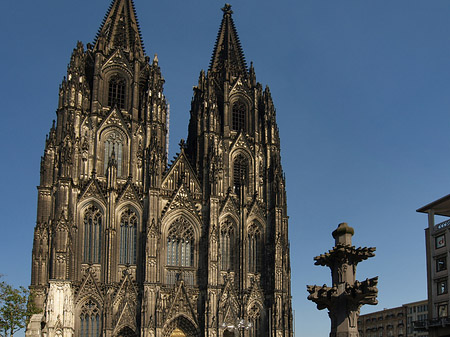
xmin=358 ymin=306 xmax=406 ymax=337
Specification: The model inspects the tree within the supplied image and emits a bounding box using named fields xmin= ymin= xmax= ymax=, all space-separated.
xmin=0 ymin=279 xmax=39 ymax=337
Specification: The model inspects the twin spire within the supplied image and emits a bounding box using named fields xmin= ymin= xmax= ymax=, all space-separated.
xmin=94 ymin=0 xmax=248 ymax=76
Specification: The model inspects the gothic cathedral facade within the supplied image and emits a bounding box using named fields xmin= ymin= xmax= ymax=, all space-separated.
xmin=28 ymin=1 xmax=293 ymax=337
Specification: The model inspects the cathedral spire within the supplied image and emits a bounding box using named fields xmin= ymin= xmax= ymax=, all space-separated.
xmin=94 ymin=0 xmax=145 ymax=58
xmin=209 ymin=4 xmax=247 ymax=77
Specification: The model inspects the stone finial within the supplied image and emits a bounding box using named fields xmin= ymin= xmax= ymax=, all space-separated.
xmin=332 ymin=222 xmax=354 ymax=246
xmin=222 ymin=4 xmax=233 ymax=15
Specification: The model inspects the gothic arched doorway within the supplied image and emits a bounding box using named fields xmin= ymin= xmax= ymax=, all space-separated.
xmin=163 ymin=316 xmax=198 ymax=337
xmin=170 ymin=328 xmax=186 ymax=337
xmin=223 ymin=330 xmax=234 ymax=337
xmin=116 ymin=326 xmax=137 ymax=337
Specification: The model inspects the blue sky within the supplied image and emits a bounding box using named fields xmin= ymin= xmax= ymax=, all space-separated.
xmin=2 ymin=0 xmax=450 ymax=336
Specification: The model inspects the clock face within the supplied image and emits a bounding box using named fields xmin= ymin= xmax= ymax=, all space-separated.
xmin=436 ymin=235 xmax=446 ymax=249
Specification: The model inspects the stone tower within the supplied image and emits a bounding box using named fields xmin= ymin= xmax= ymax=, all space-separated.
xmin=28 ymin=2 xmax=293 ymax=337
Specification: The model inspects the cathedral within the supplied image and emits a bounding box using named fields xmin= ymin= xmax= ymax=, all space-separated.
xmin=27 ymin=1 xmax=293 ymax=337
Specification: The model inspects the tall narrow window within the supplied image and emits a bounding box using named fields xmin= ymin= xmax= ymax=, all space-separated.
xmin=231 ymin=100 xmax=246 ymax=131
xmin=248 ymin=223 xmax=261 ymax=273
xmin=79 ymin=299 xmax=101 ymax=337
xmin=233 ymin=154 xmax=248 ymax=195
xmin=166 ymin=218 xmax=194 ymax=267
xmin=119 ymin=209 xmax=138 ymax=265
xmin=248 ymin=304 xmax=261 ymax=337
xmin=104 ymin=132 xmax=124 ymax=176
xmin=83 ymin=205 xmax=102 ymax=263
xmin=220 ymin=220 xmax=234 ymax=271
xmin=108 ymin=76 xmax=126 ymax=109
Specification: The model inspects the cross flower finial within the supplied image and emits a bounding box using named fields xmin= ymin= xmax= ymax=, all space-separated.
xmin=222 ymin=4 xmax=233 ymax=15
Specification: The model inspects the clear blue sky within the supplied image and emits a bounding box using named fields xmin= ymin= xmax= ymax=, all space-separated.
xmin=2 ymin=0 xmax=450 ymax=336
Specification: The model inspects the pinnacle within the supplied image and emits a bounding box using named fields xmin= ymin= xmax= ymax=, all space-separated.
xmin=209 ymin=4 xmax=247 ymax=76
xmin=93 ymin=0 xmax=145 ymax=57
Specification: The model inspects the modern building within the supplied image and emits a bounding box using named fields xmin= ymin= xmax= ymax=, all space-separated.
xmin=358 ymin=300 xmax=428 ymax=337
xmin=417 ymin=196 xmax=450 ymax=337
xmin=26 ymin=1 xmax=293 ymax=337
xmin=405 ymin=300 xmax=428 ymax=337
xmin=358 ymin=306 xmax=406 ymax=337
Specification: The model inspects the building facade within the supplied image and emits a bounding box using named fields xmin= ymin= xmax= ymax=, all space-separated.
xmin=417 ymin=196 xmax=450 ymax=337
xmin=358 ymin=299 xmax=429 ymax=337
xmin=405 ymin=300 xmax=428 ymax=337
xmin=27 ymin=1 xmax=293 ymax=337
xmin=358 ymin=306 xmax=406 ymax=337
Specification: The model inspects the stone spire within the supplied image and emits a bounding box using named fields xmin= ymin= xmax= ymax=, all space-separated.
xmin=307 ymin=223 xmax=378 ymax=337
xmin=93 ymin=0 xmax=145 ymax=59
xmin=209 ymin=4 xmax=247 ymax=79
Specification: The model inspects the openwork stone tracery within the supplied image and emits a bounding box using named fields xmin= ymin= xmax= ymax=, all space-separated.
xmin=28 ymin=2 xmax=293 ymax=337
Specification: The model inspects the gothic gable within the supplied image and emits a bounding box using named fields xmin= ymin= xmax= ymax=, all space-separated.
xmin=230 ymin=132 xmax=254 ymax=155
xmin=247 ymin=276 xmax=264 ymax=308
xmin=112 ymin=273 xmax=138 ymax=332
xmin=114 ymin=302 xmax=137 ymax=334
xmin=102 ymin=49 xmax=133 ymax=76
xmin=75 ymin=269 xmax=103 ymax=305
xmin=162 ymin=150 xmax=202 ymax=195
xmin=161 ymin=182 xmax=201 ymax=221
xmin=99 ymin=108 xmax=130 ymax=135
xmin=219 ymin=194 xmax=240 ymax=218
xmin=229 ymin=76 xmax=252 ymax=99
xmin=116 ymin=179 xmax=143 ymax=206
xmin=248 ymin=198 xmax=266 ymax=221
xmin=219 ymin=276 xmax=239 ymax=320
xmin=164 ymin=281 xmax=198 ymax=326
xmin=78 ymin=179 xmax=107 ymax=205
xmin=113 ymin=272 xmax=138 ymax=307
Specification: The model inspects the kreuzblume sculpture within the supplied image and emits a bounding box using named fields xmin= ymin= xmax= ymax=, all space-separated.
xmin=307 ymin=222 xmax=378 ymax=337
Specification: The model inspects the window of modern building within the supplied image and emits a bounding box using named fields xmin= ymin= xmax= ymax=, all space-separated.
xmin=437 ymin=256 xmax=447 ymax=272
xmin=436 ymin=234 xmax=446 ymax=249
xmin=231 ymin=100 xmax=246 ymax=131
xmin=438 ymin=280 xmax=448 ymax=295
xmin=438 ymin=303 xmax=448 ymax=318
xmin=79 ymin=299 xmax=101 ymax=337
xmin=119 ymin=209 xmax=138 ymax=265
xmin=83 ymin=205 xmax=102 ymax=263
xmin=108 ymin=75 xmax=126 ymax=109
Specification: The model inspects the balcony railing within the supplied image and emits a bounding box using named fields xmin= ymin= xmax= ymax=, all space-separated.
xmin=435 ymin=219 xmax=450 ymax=231
xmin=414 ymin=317 xmax=450 ymax=330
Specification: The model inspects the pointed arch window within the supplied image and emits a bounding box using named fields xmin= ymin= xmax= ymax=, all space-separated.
xmin=231 ymin=100 xmax=246 ymax=131
xmin=248 ymin=304 xmax=261 ymax=337
xmin=83 ymin=205 xmax=102 ymax=264
xmin=233 ymin=154 xmax=248 ymax=195
xmin=166 ymin=218 xmax=194 ymax=267
xmin=220 ymin=220 xmax=235 ymax=271
xmin=108 ymin=75 xmax=126 ymax=109
xmin=104 ymin=131 xmax=123 ymax=177
xmin=248 ymin=223 xmax=261 ymax=273
xmin=79 ymin=299 xmax=102 ymax=337
xmin=119 ymin=209 xmax=138 ymax=265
